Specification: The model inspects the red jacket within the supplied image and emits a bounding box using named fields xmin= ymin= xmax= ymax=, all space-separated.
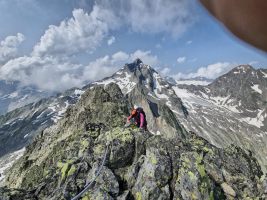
xmin=127 ymin=110 xmax=146 ymax=128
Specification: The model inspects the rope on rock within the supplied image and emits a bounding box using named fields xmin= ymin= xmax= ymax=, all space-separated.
xmin=70 ymin=143 xmax=110 ymax=200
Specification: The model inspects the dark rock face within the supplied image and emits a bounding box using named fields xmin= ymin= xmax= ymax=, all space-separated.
xmin=1 ymin=83 xmax=266 ymax=199
xmin=209 ymin=65 xmax=267 ymax=115
xmin=179 ymin=65 xmax=267 ymax=131
xmin=172 ymin=65 xmax=267 ymax=171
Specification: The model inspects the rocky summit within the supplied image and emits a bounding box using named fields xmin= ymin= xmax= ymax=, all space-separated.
xmin=1 ymin=82 xmax=266 ymax=199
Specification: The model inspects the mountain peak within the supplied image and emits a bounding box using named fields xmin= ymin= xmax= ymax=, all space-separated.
xmin=134 ymin=58 xmax=143 ymax=65
xmin=231 ymin=65 xmax=254 ymax=74
xmin=122 ymin=59 xmax=145 ymax=72
xmin=121 ymin=59 xmax=153 ymax=74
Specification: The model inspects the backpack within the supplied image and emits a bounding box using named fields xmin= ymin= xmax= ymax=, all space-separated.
xmin=135 ymin=107 xmax=147 ymax=127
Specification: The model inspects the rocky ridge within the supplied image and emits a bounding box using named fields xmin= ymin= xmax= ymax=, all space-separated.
xmin=93 ymin=61 xmax=267 ymax=172
xmin=1 ymin=83 xmax=266 ymax=199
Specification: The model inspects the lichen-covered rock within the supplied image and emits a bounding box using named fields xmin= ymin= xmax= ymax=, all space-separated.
xmin=221 ymin=182 xmax=236 ymax=197
xmin=86 ymin=164 xmax=119 ymax=197
xmin=0 ymin=187 xmax=35 ymax=200
xmin=82 ymin=188 xmax=114 ymax=200
xmin=116 ymin=190 xmax=133 ymax=200
xmin=1 ymin=84 xmax=266 ymax=200
xmin=132 ymin=137 xmax=172 ymax=200
xmin=93 ymin=127 xmax=135 ymax=169
xmin=174 ymin=151 xmax=220 ymax=200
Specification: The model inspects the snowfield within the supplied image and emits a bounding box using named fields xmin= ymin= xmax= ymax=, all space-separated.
xmin=251 ymin=84 xmax=262 ymax=94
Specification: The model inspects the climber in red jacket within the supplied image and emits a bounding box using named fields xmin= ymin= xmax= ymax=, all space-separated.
xmin=127 ymin=105 xmax=147 ymax=131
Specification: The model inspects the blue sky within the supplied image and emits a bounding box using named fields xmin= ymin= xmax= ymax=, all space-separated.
xmin=0 ymin=0 xmax=266 ymax=91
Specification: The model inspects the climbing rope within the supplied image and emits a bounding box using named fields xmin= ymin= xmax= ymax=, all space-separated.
xmin=70 ymin=143 xmax=110 ymax=200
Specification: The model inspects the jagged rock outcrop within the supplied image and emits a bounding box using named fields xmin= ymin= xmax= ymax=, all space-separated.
xmin=1 ymin=83 xmax=266 ymax=199
xmin=95 ymin=59 xmax=188 ymax=139
xmin=1 ymin=128 xmax=266 ymax=199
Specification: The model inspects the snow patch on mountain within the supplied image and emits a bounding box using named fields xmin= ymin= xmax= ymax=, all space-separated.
xmin=152 ymin=72 xmax=169 ymax=100
xmin=260 ymin=70 xmax=267 ymax=78
xmin=240 ymin=109 xmax=266 ymax=128
xmin=209 ymin=95 xmax=241 ymax=113
xmin=8 ymin=92 xmax=19 ymax=98
xmin=95 ymin=71 xmax=136 ymax=94
xmin=74 ymin=89 xmax=85 ymax=96
xmin=172 ymin=87 xmax=214 ymax=109
xmin=251 ymin=84 xmax=262 ymax=94
xmin=236 ymin=65 xmax=252 ymax=73
xmin=48 ymin=101 xmax=71 ymax=123
xmin=172 ymin=85 xmax=265 ymax=130
xmin=175 ymin=80 xmax=211 ymax=86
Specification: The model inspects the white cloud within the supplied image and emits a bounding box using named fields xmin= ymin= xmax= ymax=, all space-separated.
xmin=0 ymin=33 xmax=25 ymax=64
xmin=82 ymin=55 xmax=120 ymax=82
xmin=160 ymin=67 xmax=171 ymax=76
xmin=32 ymin=6 xmax=119 ymax=57
xmin=0 ymin=0 xmax=195 ymax=92
xmin=130 ymin=50 xmax=159 ymax=66
xmin=111 ymin=51 xmax=129 ymax=62
xmin=0 ymin=54 xmax=119 ymax=91
xmin=177 ymin=57 xmax=186 ymax=63
xmin=173 ymin=62 xmax=235 ymax=80
xmin=249 ymin=61 xmax=258 ymax=66
xmin=97 ymin=0 xmax=196 ymax=37
xmin=82 ymin=49 xmax=160 ymax=82
xmin=0 ymin=49 xmax=158 ymax=91
xmin=0 ymin=56 xmax=83 ymax=91
xmin=107 ymin=36 xmax=116 ymax=45
xmin=186 ymin=40 xmax=192 ymax=45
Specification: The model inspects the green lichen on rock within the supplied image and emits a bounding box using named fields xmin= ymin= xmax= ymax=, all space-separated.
xmin=57 ymin=161 xmax=64 ymax=168
xmin=20 ymin=164 xmax=44 ymax=189
xmin=203 ymin=146 xmax=214 ymax=155
xmin=43 ymin=169 xmax=49 ymax=177
xmin=81 ymin=196 xmax=90 ymax=200
xmin=209 ymin=191 xmax=214 ymax=200
xmin=197 ymin=164 xmax=206 ymax=178
xmin=81 ymin=140 xmax=89 ymax=148
xmin=67 ymin=165 xmax=76 ymax=177
xmin=2 ymin=84 xmax=266 ymax=199
xmin=150 ymin=155 xmax=158 ymax=165
xmin=136 ymin=191 xmax=142 ymax=200
xmin=61 ymin=163 xmax=70 ymax=181
xmin=93 ymin=144 xmax=105 ymax=155
xmin=105 ymin=127 xmax=133 ymax=144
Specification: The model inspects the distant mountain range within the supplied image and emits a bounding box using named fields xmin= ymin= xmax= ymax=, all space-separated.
xmin=0 ymin=59 xmax=267 ymax=187
xmin=0 ymin=80 xmax=51 ymax=115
